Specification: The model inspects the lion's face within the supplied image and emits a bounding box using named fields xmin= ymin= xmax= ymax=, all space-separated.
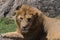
xmin=16 ymin=10 xmax=37 ymax=33
xmin=18 ymin=13 xmax=33 ymax=33
xmin=15 ymin=5 xmax=42 ymax=34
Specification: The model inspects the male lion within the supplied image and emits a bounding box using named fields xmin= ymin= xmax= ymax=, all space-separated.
xmin=1 ymin=4 xmax=60 ymax=40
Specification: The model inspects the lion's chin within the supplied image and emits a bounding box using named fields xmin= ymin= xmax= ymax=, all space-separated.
xmin=22 ymin=31 xmax=28 ymax=33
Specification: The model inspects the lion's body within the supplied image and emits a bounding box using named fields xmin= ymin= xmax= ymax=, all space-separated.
xmin=43 ymin=17 xmax=60 ymax=40
xmin=1 ymin=4 xmax=60 ymax=40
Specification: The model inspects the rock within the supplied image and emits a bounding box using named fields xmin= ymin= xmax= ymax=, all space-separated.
xmin=0 ymin=0 xmax=60 ymax=18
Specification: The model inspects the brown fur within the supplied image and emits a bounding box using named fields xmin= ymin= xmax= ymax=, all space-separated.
xmin=1 ymin=4 xmax=60 ymax=40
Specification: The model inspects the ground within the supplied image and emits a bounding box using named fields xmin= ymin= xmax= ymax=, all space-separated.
xmin=0 ymin=18 xmax=16 ymax=34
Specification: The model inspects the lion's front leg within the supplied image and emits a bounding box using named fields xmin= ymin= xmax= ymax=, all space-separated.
xmin=1 ymin=32 xmax=24 ymax=38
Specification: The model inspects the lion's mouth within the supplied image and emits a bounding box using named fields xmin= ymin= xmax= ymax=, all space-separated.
xmin=21 ymin=25 xmax=30 ymax=33
xmin=22 ymin=27 xmax=29 ymax=33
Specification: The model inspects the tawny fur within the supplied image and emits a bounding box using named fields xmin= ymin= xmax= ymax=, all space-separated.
xmin=1 ymin=4 xmax=60 ymax=40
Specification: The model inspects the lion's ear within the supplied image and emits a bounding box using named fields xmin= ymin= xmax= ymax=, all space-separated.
xmin=16 ymin=5 xmax=21 ymax=10
xmin=37 ymin=12 xmax=44 ymax=22
xmin=35 ymin=12 xmax=43 ymax=17
xmin=34 ymin=13 xmax=38 ymax=16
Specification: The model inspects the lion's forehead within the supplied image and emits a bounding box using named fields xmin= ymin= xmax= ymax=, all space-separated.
xmin=18 ymin=14 xmax=32 ymax=19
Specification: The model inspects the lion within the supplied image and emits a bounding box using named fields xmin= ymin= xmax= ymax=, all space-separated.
xmin=1 ymin=4 xmax=60 ymax=40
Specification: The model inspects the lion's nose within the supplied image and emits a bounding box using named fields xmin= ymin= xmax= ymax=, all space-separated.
xmin=22 ymin=27 xmax=27 ymax=31
xmin=23 ymin=27 xmax=26 ymax=29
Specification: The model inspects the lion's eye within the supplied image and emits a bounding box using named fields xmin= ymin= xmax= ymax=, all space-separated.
xmin=27 ymin=18 xmax=31 ymax=22
xmin=20 ymin=17 xmax=23 ymax=20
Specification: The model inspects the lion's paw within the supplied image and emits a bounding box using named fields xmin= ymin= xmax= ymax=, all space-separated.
xmin=1 ymin=32 xmax=24 ymax=38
